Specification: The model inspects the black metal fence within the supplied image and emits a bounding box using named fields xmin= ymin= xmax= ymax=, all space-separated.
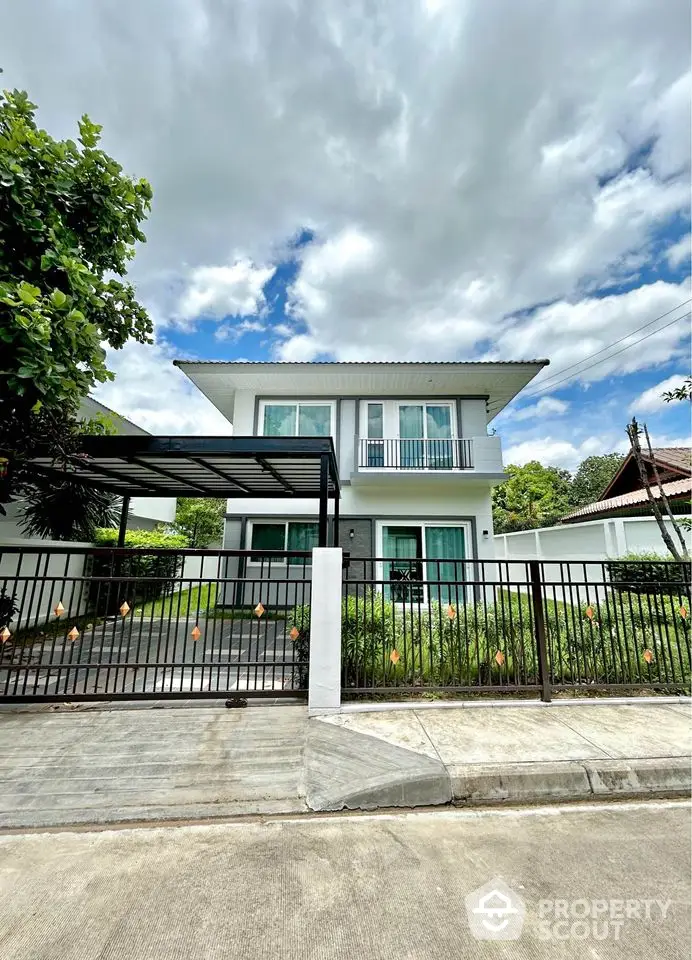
xmin=342 ymin=557 xmax=691 ymax=698
xmin=0 ymin=546 xmax=311 ymax=702
xmin=358 ymin=438 xmax=474 ymax=470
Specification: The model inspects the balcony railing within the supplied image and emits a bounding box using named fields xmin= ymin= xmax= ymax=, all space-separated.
xmin=357 ymin=438 xmax=474 ymax=471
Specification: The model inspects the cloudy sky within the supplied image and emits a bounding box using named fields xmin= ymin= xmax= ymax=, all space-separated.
xmin=2 ymin=0 xmax=690 ymax=470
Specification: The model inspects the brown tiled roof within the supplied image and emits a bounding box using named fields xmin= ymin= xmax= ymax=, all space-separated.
xmin=648 ymin=447 xmax=692 ymax=475
xmin=562 ymin=477 xmax=692 ymax=522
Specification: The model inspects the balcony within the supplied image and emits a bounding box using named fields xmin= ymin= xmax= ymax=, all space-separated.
xmin=357 ymin=437 xmax=474 ymax=471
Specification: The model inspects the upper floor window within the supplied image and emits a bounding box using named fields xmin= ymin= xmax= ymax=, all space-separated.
xmin=261 ymin=401 xmax=334 ymax=437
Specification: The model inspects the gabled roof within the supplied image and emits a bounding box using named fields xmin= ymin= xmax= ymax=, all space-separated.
xmin=561 ymin=477 xmax=692 ymax=523
xmin=174 ymin=360 xmax=549 ymax=424
xmin=600 ymin=446 xmax=691 ymax=501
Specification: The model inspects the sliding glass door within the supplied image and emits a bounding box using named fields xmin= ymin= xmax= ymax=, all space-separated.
xmin=382 ymin=526 xmax=424 ymax=602
xmin=398 ymin=404 xmax=453 ymax=468
xmin=381 ymin=523 xmax=467 ymax=605
xmin=425 ymin=526 xmax=465 ymax=604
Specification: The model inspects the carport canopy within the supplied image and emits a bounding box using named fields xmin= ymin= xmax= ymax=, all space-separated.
xmin=29 ymin=435 xmax=341 ymax=547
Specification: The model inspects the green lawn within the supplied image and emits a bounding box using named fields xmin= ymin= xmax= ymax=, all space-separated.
xmin=135 ymin=584 xmax=285 ymax=620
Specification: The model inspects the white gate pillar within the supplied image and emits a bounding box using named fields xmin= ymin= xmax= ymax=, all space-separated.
xmin=308 ymin=547 xmax=343 ymax=715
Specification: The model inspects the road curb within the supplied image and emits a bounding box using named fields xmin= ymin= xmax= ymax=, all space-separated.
xmin=449 ymin=757 xmax=691 ymax=806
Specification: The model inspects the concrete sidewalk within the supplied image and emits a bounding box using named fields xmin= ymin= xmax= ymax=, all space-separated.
xmin=0 ymin=700 xmax=689 ymax=828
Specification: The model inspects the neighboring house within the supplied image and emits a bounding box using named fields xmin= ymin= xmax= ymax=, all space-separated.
xmin=0 ymin=397 xmax=176 ymax=541
xmin=561 ymin=446 xmax=692 ymax=524
xmin=175 ymin=361 xmax=547 ymax=597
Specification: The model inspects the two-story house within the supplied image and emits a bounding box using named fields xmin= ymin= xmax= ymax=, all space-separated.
xmin=176 ymin=361 xmax=548 ymax=587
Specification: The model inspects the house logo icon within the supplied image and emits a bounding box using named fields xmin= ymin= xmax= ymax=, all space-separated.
xmin=465 ymin=878 xmax=526 ymax=940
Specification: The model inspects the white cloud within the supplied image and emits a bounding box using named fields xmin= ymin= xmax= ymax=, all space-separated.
xmin=630 ymin=374 xmax=691 ymax=414
xmin=0 ymin=1 xmax=688 ymax=370
xmin=177 ymin=259 xmax=275 ymax=325
xmin=504 ymin=432 xmax=691 ymax=472
xmin=667 ymin=234 xmax=692 ymax=269
xmin=490 ymin=280 xmax=691 ymax=392
xmin=94 ymin=339 xmax=232 ymax=435
xmin=215 ymin=319 xmax=266 ymax=342
xmin=507 ymin=397 xmax=570 ymax=422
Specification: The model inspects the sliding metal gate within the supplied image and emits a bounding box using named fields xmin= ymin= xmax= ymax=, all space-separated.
xmin=0 ymin=547 xmax=311 ymax=702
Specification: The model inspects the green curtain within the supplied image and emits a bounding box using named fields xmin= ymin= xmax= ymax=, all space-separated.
xmin=367 ymin=403 xmax=383 ymax=438
xmin=263 ymin=405 xmax=296 ymax=436
xmin=382 ymin=526 xmax=423 ymax=602
xmin=426 ymin=406 xmax=453 ymax=468
xmin=287 ymin=522 xmax=319 ymax=563
xmin=298 ymin=405 xmax=331 ymax=436
xmin=426 ymin=405 xmax=452 ymax=438
xmin=250 ymin=522 xmax=286 ymax=561
xmin=399 ymin=406 xmax=424 ymax=468
xmin=425 ymin=526 xmax=465 ymax=604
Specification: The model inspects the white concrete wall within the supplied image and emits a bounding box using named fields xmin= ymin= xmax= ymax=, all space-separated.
xmin=494 ymin=516 xmax=692 ymax=605
xmin=129 ymin=497 xmax=176 ymax=526
xmin=494 ymin=516 xmax=692 ymax=562
xmin=0 ymin=540 xmax=91 ymax=629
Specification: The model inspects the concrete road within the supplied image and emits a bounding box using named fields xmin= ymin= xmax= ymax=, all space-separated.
xmin=0 ymin=800 xmax=689 ymax=959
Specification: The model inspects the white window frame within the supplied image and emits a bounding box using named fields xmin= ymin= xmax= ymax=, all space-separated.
xmin=374 ymin=520 xmax=473 ymax=604
xmin=258 ymin=399 xmax=337 ymax=438
xmin=245 ymin=519 xmax=319 ymax=566
xmin=359 ymin=400 xmax=459 ymax=471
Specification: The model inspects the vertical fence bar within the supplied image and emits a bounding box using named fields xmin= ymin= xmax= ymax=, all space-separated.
xmin=529 ymin=560 xmax=551 ymax=702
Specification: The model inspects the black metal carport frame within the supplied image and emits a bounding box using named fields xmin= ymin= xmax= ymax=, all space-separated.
xmin=29 ymin=436 xmax=341 ymax=548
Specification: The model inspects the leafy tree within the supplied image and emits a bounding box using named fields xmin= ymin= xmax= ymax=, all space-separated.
xmin=18 ymin=414 xmax=120 ymax=541
xmin=172 ymin=498 xmax=225 ymax=547
xmin=569 ymin=453 xmax=624 ymax=507
xmin=662 ymin=377 xmax=692 ymax=403
xmin=493 ymin=461 xmax=572 ymax=533
xmin=0 ymin=87 xmax=153 ymax=507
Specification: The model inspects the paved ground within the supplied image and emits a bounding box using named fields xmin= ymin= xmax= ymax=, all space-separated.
xmin=0 ymin=701 xmax=689 ymax=827
xmin=0 ymin=801 xmax=689 ymax=959
xmin=1 ymin=616 xmax=300 ymax=696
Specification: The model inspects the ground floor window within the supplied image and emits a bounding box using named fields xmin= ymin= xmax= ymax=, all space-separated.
xmin=377 ymin=521 xmax=470 ymax=604
xmin=248 ymin=521 xmax=319 ymax=564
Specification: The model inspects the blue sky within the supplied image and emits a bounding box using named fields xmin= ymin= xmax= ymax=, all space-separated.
xmin=2 ymin=0 xmax=690 ymax=470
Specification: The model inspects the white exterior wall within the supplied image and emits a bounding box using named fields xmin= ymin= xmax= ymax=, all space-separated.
xmin=459 ymin=398 xmax=487 ymax=437
xmin=226 ymin=387 xmax=499 ymax=561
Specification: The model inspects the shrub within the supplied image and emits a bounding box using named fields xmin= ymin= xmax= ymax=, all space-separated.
xmin=607 ymin=552 xmax=690 ymax=595
xmin=292 ymin=582 xmax=691 ymax=692
xmin=0 ymin=589 xmax=18 ymax=629
xmin=89 ymin=528 xmax=190 ymax=614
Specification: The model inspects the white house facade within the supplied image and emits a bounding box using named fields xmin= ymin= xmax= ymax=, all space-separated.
xmin=177 ymin=361 xmax=548 ymax=582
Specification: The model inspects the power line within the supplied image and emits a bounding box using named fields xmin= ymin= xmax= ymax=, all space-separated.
xmin=521 ymin=297 xmax=691 ymax=394
xmin=488 ymin=303 xmax=692 ymax=411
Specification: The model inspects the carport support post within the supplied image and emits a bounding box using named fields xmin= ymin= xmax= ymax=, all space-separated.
xmin=308 ymin=547 xmax=343 ymax=714
xmin=333 ymin=493 xmax=340 ymax=546
xmin=117 ymin=496 xmax=130 ymax=548
xmin=318 ymin=455 xmax=329 ymax=547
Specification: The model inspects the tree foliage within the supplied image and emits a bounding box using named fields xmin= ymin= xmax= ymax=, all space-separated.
xmin=0 ymin=87 xmax=153 ymax=505
xmin=172 ymin=498 xmax=225 ymax=547
xmin=569 ymin=454 xmax=624 ymax=507
xmin=492 ymin=461 xmax=573 ymax=533
xmin=20 ymin=476 xmax=120 ymax=542
xmin=662 ymin=377 xmax=692 ymax=403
